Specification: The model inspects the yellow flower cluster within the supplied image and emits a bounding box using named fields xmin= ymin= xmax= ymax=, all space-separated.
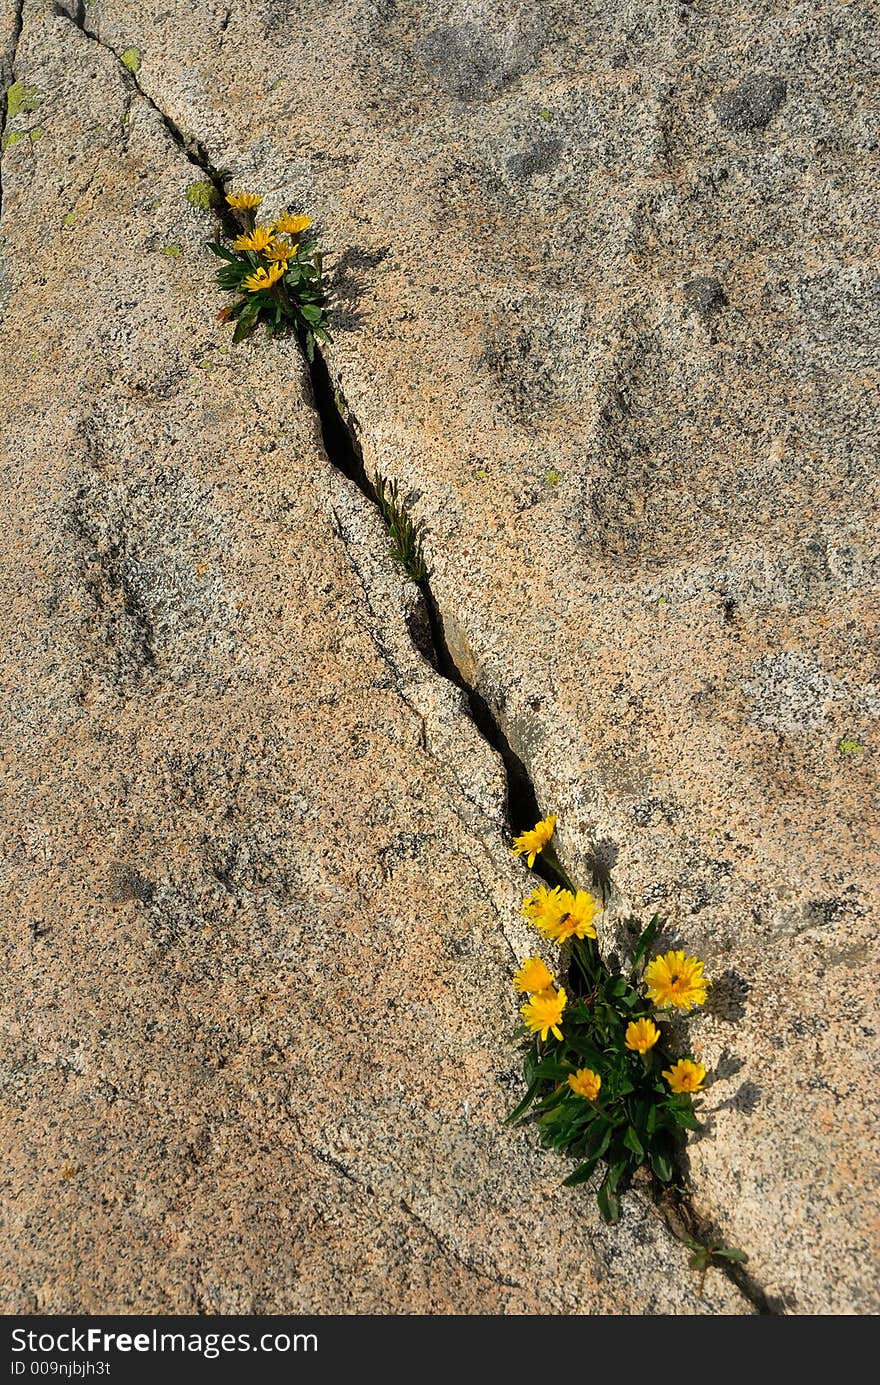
xmin=225 ymin=194 xmax=313 ymax=291
xmin=512 ymin=817 xmax=713 ymax=1109
xmin=514 ymin=956 xmax=567 ymax=1041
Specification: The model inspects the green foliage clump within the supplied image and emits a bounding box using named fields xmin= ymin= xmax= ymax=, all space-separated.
xmin=208 ymin=196 xmax=331 ymax=361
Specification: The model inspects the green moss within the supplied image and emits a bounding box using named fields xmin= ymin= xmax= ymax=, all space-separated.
xmin=838 ymin=736 xmax=864 ymax=757
xmin=63 ymin=211 xmax=79 ymax=227
xmin=28 ymin=127 xmax=43 ymax=142
xmin=161 ymin=243 xmax=182 ymax=257
xmin=538 ymin=108 xmax=554 ymax=122
xmin=186 ymin=180 xmax=220 ymax=211
xmin=545 ymin=468 xmax=562 ymax=485
xmin=0 ymin=130 xmax=24 ymax=150
xmin=121 ymin=47 xmax=141 ymax=74
xmin=6 ymin=80 xmax=41 ymax=119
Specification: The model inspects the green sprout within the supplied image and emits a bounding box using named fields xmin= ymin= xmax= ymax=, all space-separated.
xmin=374 ymin=473 xmax=429 ymax=585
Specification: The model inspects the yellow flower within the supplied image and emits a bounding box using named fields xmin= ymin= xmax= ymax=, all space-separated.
xmin=512 ymin=957 xmax=554 ymax=995
xmin=520 ymin=986 xmax=567 ymax=1042
xmin=234 ymin=226 xmax=273 ymax=252
xmin=547 ymin=889 xmax=598 ymax=943
xmin=243 ymin=262 xmax=285 ymax=293
xmin=264 ymin=239 xmax=295 ymax=262
xmin=663 ymin=1058 xmax=707 ymax=1094
xmin=568 ymin=1068 xmax=602 ymax=1101
xmin=273 ymin=212 xmax=312 ymax=235
xmin=523 ymin=886 xmax=599 ymax=944
xmin=512 ymin=814 xmax=556 ymax=867
xmin=522 ymin=884 xmax=568 ymax=935
xmin=643 ymin=950 xmax=709 ymax=1011
xmin=226 ymin=192 xmax=263 ymax=211
xmin=625 ymin=1017 xmax=661 ymax=1054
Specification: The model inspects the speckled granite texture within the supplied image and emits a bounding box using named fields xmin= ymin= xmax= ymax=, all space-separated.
xmin=1 ymin=0 xmax=876 ymax=1313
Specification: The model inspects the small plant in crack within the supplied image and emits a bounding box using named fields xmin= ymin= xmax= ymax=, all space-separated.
xmin=508 ymin=814 xmax=732 ymax=1228
xmin=207 ymin=192 xmax=331 ymax=360
xmin=373 ymin=472 xmax=430 ymax=584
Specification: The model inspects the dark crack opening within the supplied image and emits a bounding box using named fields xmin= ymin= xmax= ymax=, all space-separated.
xmin=308 ymin=347 xmax=541 ymax=840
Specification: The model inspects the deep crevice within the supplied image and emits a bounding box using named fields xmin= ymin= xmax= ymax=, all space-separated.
xmin=308 ymin=347 xmax=540 ymax=840
xmin=653 ymin=1184 xmax=781 ymax=1314
xmin=52 ymin=5 xmax=777 ymax=1313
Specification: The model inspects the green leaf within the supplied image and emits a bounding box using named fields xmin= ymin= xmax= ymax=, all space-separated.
xmin=596 ymin=1177 xmax=621 ymax=1223
xmin=606 ymin=1157 xmax=630 ymax=1193
xmin=716 ymin=1247 xmax=748 ymax=1264
xmin=232 ymin=300 xmax=260 ymax=342
xmin=629 ymin=914 xmax=662 ymax=975
xmin=534 ymin=1085 xmax=571 ymax=1116
xmin=623 ymin=1124 xmax=644 ymax=1160
xmin=562 ymin=1154 xmax=602 ymax=1187
xmin=584 ymin=1119 xmax=613 ymax=1161
xmin=532 ymin=1058 xmax=571 ymax=1080
xmin=651 ymin=1149 xmax=673 ymax=1182
xmin=299 ymin=302 xmax=324 ymax=324
xmin=669 ymin=1104 xmax=703 ymax=1132
xmin=506 ymin=1076 xmax=544 ymax=1126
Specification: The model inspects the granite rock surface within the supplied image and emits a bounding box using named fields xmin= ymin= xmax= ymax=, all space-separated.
xmin=0 ymin=0 xmax=757 ymax=1314
xmin=55 ymin=0 xmax=880 ymax=1313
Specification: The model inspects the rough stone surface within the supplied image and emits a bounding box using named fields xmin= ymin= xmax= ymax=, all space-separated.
xmin=0 ymin=2 xmax=753 ymax=1315
xmin=62 ymin=0 xmax=880 ymax=1313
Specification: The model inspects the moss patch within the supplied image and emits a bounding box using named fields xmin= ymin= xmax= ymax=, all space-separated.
xmin=186 ymin=180 xmax=220 ymax=211
xmin=121 ymin=47 xmax=141 ymax=74
xmin=838 ymin=736 xmax=864 ymax=757
xmin=6 ymin=81 xmax=41 ymax=119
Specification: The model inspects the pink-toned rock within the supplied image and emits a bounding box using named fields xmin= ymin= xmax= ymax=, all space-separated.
xmin=67 ymin=0 xmax=880 ymax=1312
xmin=0 ymin=2 xmax=751 ymax=1314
